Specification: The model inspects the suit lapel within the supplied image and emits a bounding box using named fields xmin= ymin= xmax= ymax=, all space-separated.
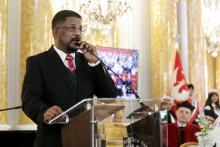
xmin=75 ymin=52 xmax=85 ymax=99
xmin=47 ymin=46 xmax=77 ymax=98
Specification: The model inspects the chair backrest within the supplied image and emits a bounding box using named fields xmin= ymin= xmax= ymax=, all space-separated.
xmin=180 ymin=142 xmax=198 ymax=147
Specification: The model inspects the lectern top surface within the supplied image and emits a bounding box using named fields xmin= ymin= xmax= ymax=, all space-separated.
xmin=49 ymin=98 xmax=172 ymax=124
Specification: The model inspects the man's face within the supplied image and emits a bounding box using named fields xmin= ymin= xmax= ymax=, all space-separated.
xmin=54 ymin=17 xmax=82 ymax=53
xmin=189 ymin=87 xmax=194 ymax=97
xmin=176 ymin=107 xmax=192 ymax=124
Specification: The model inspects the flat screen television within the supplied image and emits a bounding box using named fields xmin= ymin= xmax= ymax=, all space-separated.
xmin=96 ymin=46 xmax=139 ymax=98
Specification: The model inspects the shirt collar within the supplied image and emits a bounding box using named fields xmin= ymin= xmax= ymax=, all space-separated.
xmin=53 ymin=45 xmax=75 ymax=62
xmin=212 ymin=103 xmax=217 ymax=108
xmin=177 ymin=121 xmax=187 ymax=128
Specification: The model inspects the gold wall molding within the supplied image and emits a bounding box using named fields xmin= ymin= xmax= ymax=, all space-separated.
xmin=19 ymin=0 xmax=53 ymax=125
xmin=151 ymin=0 xmax=177 ymax=100
xmin=187 ymin=0 xmax=206 ymax=107
xmin=0 ymin=0 xmax=8 ymax=125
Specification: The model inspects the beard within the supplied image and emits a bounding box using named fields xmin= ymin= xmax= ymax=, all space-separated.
xmin=66 ymin=46 xmax=78 ymax=53
xmin=60 ymin=38 xmax=78 ymax=53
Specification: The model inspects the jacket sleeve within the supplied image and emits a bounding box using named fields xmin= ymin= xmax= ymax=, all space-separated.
xmin=90 ymin=62 xmax=117 ymax=98
xmin=21 ymin=57 xmax=50 ymax=127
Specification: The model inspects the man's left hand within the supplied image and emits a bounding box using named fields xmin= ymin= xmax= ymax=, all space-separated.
xmin=76 ymin=41 xmax=99 ymax=63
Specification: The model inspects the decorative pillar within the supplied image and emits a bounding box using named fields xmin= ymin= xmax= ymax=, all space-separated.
xmin=0 ymin=0 xmax=8 ymax=125
xmin=177 ymin=0 xmax=189 ymax=81
xmin=187 ymin=0 xmax=206 ymax=107
xmin=19 ymin=0 xmax=53 ymax=125
xmin=151 ymin=0 xmax=177 ymax=100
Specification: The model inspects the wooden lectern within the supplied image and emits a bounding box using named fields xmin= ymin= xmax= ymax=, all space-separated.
xmin=49 ymin=98 xmax=170 ymax=147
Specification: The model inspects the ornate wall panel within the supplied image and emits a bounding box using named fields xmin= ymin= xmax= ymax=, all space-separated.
xmin=19 ymin=0 xmax=53 ymax=125
xmin=206 ymin=52 xmax=216 ymax=92
xmin=187 ymin=0 xmax=206 ymax=107
xmin=151 ymin=0 xmax=177 ymax=100
xmin=0 ymin=0 xmax=8 ymax=125
xmin=82 ymin=29 xmax=112 ymax=47
xmin=216 ymin=54 xmax=220 ymax=96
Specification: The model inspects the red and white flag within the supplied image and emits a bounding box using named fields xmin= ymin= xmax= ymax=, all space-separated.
xmin=171 ymin=50 xmax=191 ymax=104
xmin=171 ymin=50 xmax=195 ymax=123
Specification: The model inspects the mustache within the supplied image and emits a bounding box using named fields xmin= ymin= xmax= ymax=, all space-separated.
xmin=70 ymin=37 xmax=80 ymax=43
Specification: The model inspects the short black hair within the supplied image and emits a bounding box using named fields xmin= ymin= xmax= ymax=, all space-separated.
xmin=187 ymin=84 xmax=194 ymax=91
xmin=52 ymin=10 xmax=81 ymax=29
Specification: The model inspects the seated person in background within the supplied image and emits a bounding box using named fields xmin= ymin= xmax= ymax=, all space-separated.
xmin=160 ymin=97 xmax=176 ymax=124
xmin=187 ymin=83 xmax=200 ymax=125
xmin=205 ymin=115 xmax=215 ymax=126
xmin=205 ymin=111 xmax=217 ymax=127
xmin=166 ymin=101 xmax=201 ymax=147
xmin=204 ymin=89 xmax=220 ymax=128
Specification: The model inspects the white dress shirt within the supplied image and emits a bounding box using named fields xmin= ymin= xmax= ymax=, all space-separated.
xmin=177 ymin=121 xmax=187 ymax=128
xmin=53 ymin=45 xmax=100 ymax=68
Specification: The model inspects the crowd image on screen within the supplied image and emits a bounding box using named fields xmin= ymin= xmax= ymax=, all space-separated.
xmin=97 ymin=47 xmax=139 ymax=98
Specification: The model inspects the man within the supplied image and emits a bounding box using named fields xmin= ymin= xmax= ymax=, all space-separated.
xmin=205 ymin=110 xmax=217 ymax=126
xmin=164 ymin=101 xmax=201 ymax=147
xmin=21 ymin=10 xmax=117 ymax=147
xmin=188 ymin=83 xmax=199 ymax=125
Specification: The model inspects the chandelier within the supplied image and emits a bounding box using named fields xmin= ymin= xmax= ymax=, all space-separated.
xmin=202 ymin=0 xmax=220 ymax=57
xmin=78 ymin=0 xmax=132 ymax=36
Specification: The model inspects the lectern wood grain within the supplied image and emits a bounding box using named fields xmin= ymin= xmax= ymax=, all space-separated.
xmin=61 ymin=110 xmax=91 ymax=147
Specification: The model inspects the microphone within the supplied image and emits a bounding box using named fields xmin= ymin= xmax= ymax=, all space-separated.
xmin=0 ymin=106 xmax=22 ymax=111
xmin=74 ymin=39 xmax=146 ymax=108
xmin=74 ymin=41 xmax=81 ymax=47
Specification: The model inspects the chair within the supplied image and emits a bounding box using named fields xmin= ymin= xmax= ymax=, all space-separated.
xmin=180 ymin=142 xmax=198 ymax=147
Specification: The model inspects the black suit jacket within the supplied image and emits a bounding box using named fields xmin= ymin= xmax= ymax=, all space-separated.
xmin=21 ymin=46 xmax=117 ymax=147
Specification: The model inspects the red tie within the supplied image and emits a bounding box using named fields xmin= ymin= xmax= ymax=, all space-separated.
xmin=65 ymin=55 xmax=75 ymax=75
